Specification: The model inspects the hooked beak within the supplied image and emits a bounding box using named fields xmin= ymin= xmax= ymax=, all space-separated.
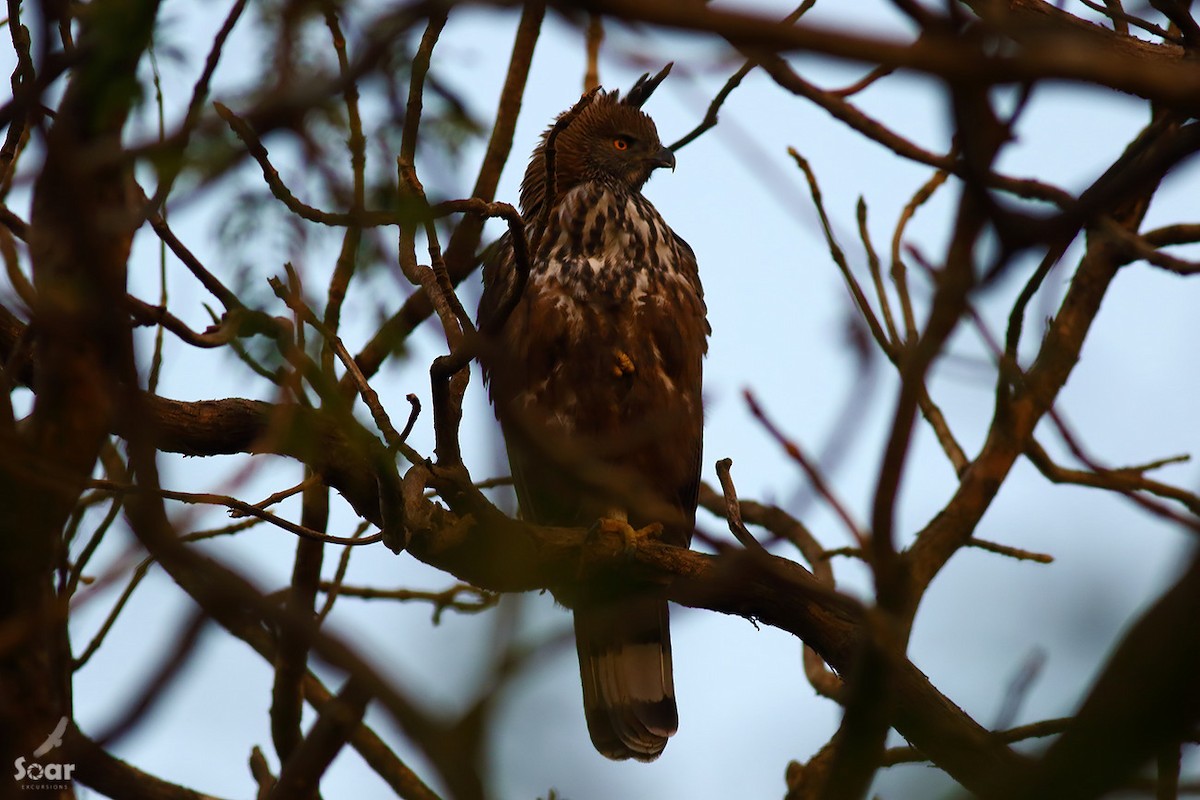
xmin=649 ymin=146 xmax=676 ymax=172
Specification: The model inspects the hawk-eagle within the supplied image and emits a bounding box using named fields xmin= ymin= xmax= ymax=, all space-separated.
xmin=480 ymin=67 xmax=708 ymax=761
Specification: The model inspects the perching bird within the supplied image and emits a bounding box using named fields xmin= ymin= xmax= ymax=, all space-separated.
xmin=479 ymin=66 xmax=708 ymax=761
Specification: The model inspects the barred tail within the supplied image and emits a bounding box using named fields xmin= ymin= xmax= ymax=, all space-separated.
xmin=573 ymin=597 xmax=678 ymax=761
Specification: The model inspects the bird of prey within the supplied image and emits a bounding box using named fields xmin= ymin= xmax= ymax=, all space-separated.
xmin=480 ymin=66 xmax=708 ymax=761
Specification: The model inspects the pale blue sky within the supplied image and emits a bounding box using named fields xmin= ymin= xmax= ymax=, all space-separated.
xmin=19 ymin=1 xmax=1199 ymax=798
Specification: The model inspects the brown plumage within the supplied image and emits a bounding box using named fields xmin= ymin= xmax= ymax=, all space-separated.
xmin=480 ymin=66 xmax=708 ymax=761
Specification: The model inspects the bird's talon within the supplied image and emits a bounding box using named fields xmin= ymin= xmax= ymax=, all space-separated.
xmin=594 ymin=518 xmax=664 ymax=556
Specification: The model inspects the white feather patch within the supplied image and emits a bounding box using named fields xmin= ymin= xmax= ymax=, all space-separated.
xmin=595 ymin=644 xmax=671 ymax=705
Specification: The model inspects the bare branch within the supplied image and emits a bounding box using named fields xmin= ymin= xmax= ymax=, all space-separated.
xmin=315 ymin=581 xmax=498 ymax=622
xmin=215 ymin=102 xmax=403 ymax=228
xmin=745 ymin=391 xmax=867 ymax=550
xmin=69 ymin=725 xmax=234 ymax=800
xmin=91 ymin=479 xmax=385 ymax=546
xmin=713 ymin=458 xmax=768 ymax=553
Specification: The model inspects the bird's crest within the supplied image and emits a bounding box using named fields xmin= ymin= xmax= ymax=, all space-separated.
xmin=518 ymin=64 xmax=674 ymax=223
xmin=620 ymin=63 xmax=673 ymax=109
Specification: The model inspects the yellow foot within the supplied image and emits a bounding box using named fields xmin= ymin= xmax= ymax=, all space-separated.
xmin=593 ymin=517 xmax=664 ymax=555
xmin=612 ymin=349 xmax=636 ymax=377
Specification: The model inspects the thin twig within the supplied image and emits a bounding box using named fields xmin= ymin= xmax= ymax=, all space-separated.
xmin=0 ymin=1 xmax=35 ymax=194
xmin=882 ymin=717 xmax=1070 ymax=765
xmin=230 ymin=475 xmax=321 ymax=518
xmin=315 ymin=581 xmax=498 ymax=623
xmin=400 ymin=11 xmax=449 ymax=167
xmin=147 ymin=44 xmax=169 ymax=395
xmin=697 ymin=481 xmax=844 ymax=700
xmin=858 ymin=197 xmax=901 ymax=352
xmin=65 ymin=444 xmax=129 ymax=597
xmin=146 ymin=206 xmax=243 ymax=310
xmin=434 ymin=198 xmax=530 ymax=337
xmin=399 ymin=393 xmax=421 ymax=443
xmin=315 ymin=521 xmax=373 ymax=624
xmin=1104 ymin=216 xmax=1200 ymax=274
xmin=671 ymin=0 xmax=815 ymax=151
xmin=268 ymin=275 xmax=415 ymax=461
xmin=1026 ymin=439 xmax=1200 ymax=516
xmin=830 ymin=63 xmax=896 ymax=98
xmin=1094 ymin=0 xmax=1131 ymax=35
xmin=91 ymin=479 xmax=384 ymax=546
xmin=790 ymin=149 xmax=892 ymax=353
xmin=95 ymin=612 xmax=209 ymax=747
xmin=0 ymin=220 xmax=33 ymax=307
xmin=319 ymin=0 xmax=369 ymax=373
xmin=393 ymin=163 xmax=471 ymax=468
xmin=964 ymin=285 xmax=1200 ymax=521
xmin=759 ymin=55 xmax=1071 ymax=205
xmin=745 ymin=390 xmax=868 ymax=549
xmin=440 ymin=0 xmax=542 ymax=276
xmin=249 ymin=746 xmax=276 ymax=798
xmin=125 ymin=294 xmax=256 ymax=348
xmin=1142 ymin=223 xmax=1200 ymax=247
xmin=1149 ymin=0 xmax=1200 ymax=45
xmin=143 ymin=0 xmax=250 ymax=214
xmin=584 ymin=14 xmax=603 ymax=91
xmin=216 ymin=102 xmax=402 ymax=228
xmin=72 ymin=516 xmax=265 ymax=671
xmin=892 ymin=169 xmax=949 ymax=342
xmin=1043 ymin=408 xmax=1200 ymax=533
xmin=670 ymin=60 xmax=755 ymax=152
xmin=967 ymin=537 xmax=1054 ymax=564
xmin=714 ymin=458 xmax=768 ymax=553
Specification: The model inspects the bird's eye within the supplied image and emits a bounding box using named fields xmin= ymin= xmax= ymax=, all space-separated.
xmin=613 ymin=136 xmax=632 ymax=151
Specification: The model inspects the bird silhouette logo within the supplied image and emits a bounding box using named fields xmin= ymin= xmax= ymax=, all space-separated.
xmin=31 ymin=717 xmax=67 ymax=758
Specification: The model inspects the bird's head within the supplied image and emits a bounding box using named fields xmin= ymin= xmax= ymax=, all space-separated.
xmin=557 ymin=98 xmax=675 ymax=191
xmin=521 ymin=65 xmax=676 ymax=216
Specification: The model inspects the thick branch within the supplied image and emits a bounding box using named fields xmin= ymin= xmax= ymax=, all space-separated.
xmin=1016 ymin=552 xmax=1200 ymax=799
xmin=68 ymin=726 xmax=230 ymax=800
xmin=4 ymin=308 xmax=1031 ymax=797
xmin=398 ymin=477 xmax=1030 ymax=798
xmin=561 ymin=0 xmax=1200 ymax=110
xmin=1 ymin=0 xmax=160 ymax=779
xmin=906 ymin=116 xmax=1195 ymax=598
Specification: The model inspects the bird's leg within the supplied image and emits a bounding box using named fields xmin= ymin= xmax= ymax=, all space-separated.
xmin=578 ymin=517 xmax=651 ymax=580
xmin=612 ymin=348 xmax=636 ymax=377
xmin=592 ymin=516 xmax=665 ymax=556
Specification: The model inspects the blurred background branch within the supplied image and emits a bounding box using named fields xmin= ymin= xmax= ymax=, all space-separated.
xmin=1 ymin=0 xmax=1199 ymax=798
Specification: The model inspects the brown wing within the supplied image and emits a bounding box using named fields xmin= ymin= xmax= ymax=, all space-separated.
xmin=634 ymin=231 xmax=707 ymax=540
xmin=572 ymin=228 xmax=706 ymax=761
xmin=481 ymin=87 xmax=707 ymax=755
xmin=482 ymin=212 xmax=706 ymax=762
xmin=483 ymin=231 xmax=706 ymax=541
